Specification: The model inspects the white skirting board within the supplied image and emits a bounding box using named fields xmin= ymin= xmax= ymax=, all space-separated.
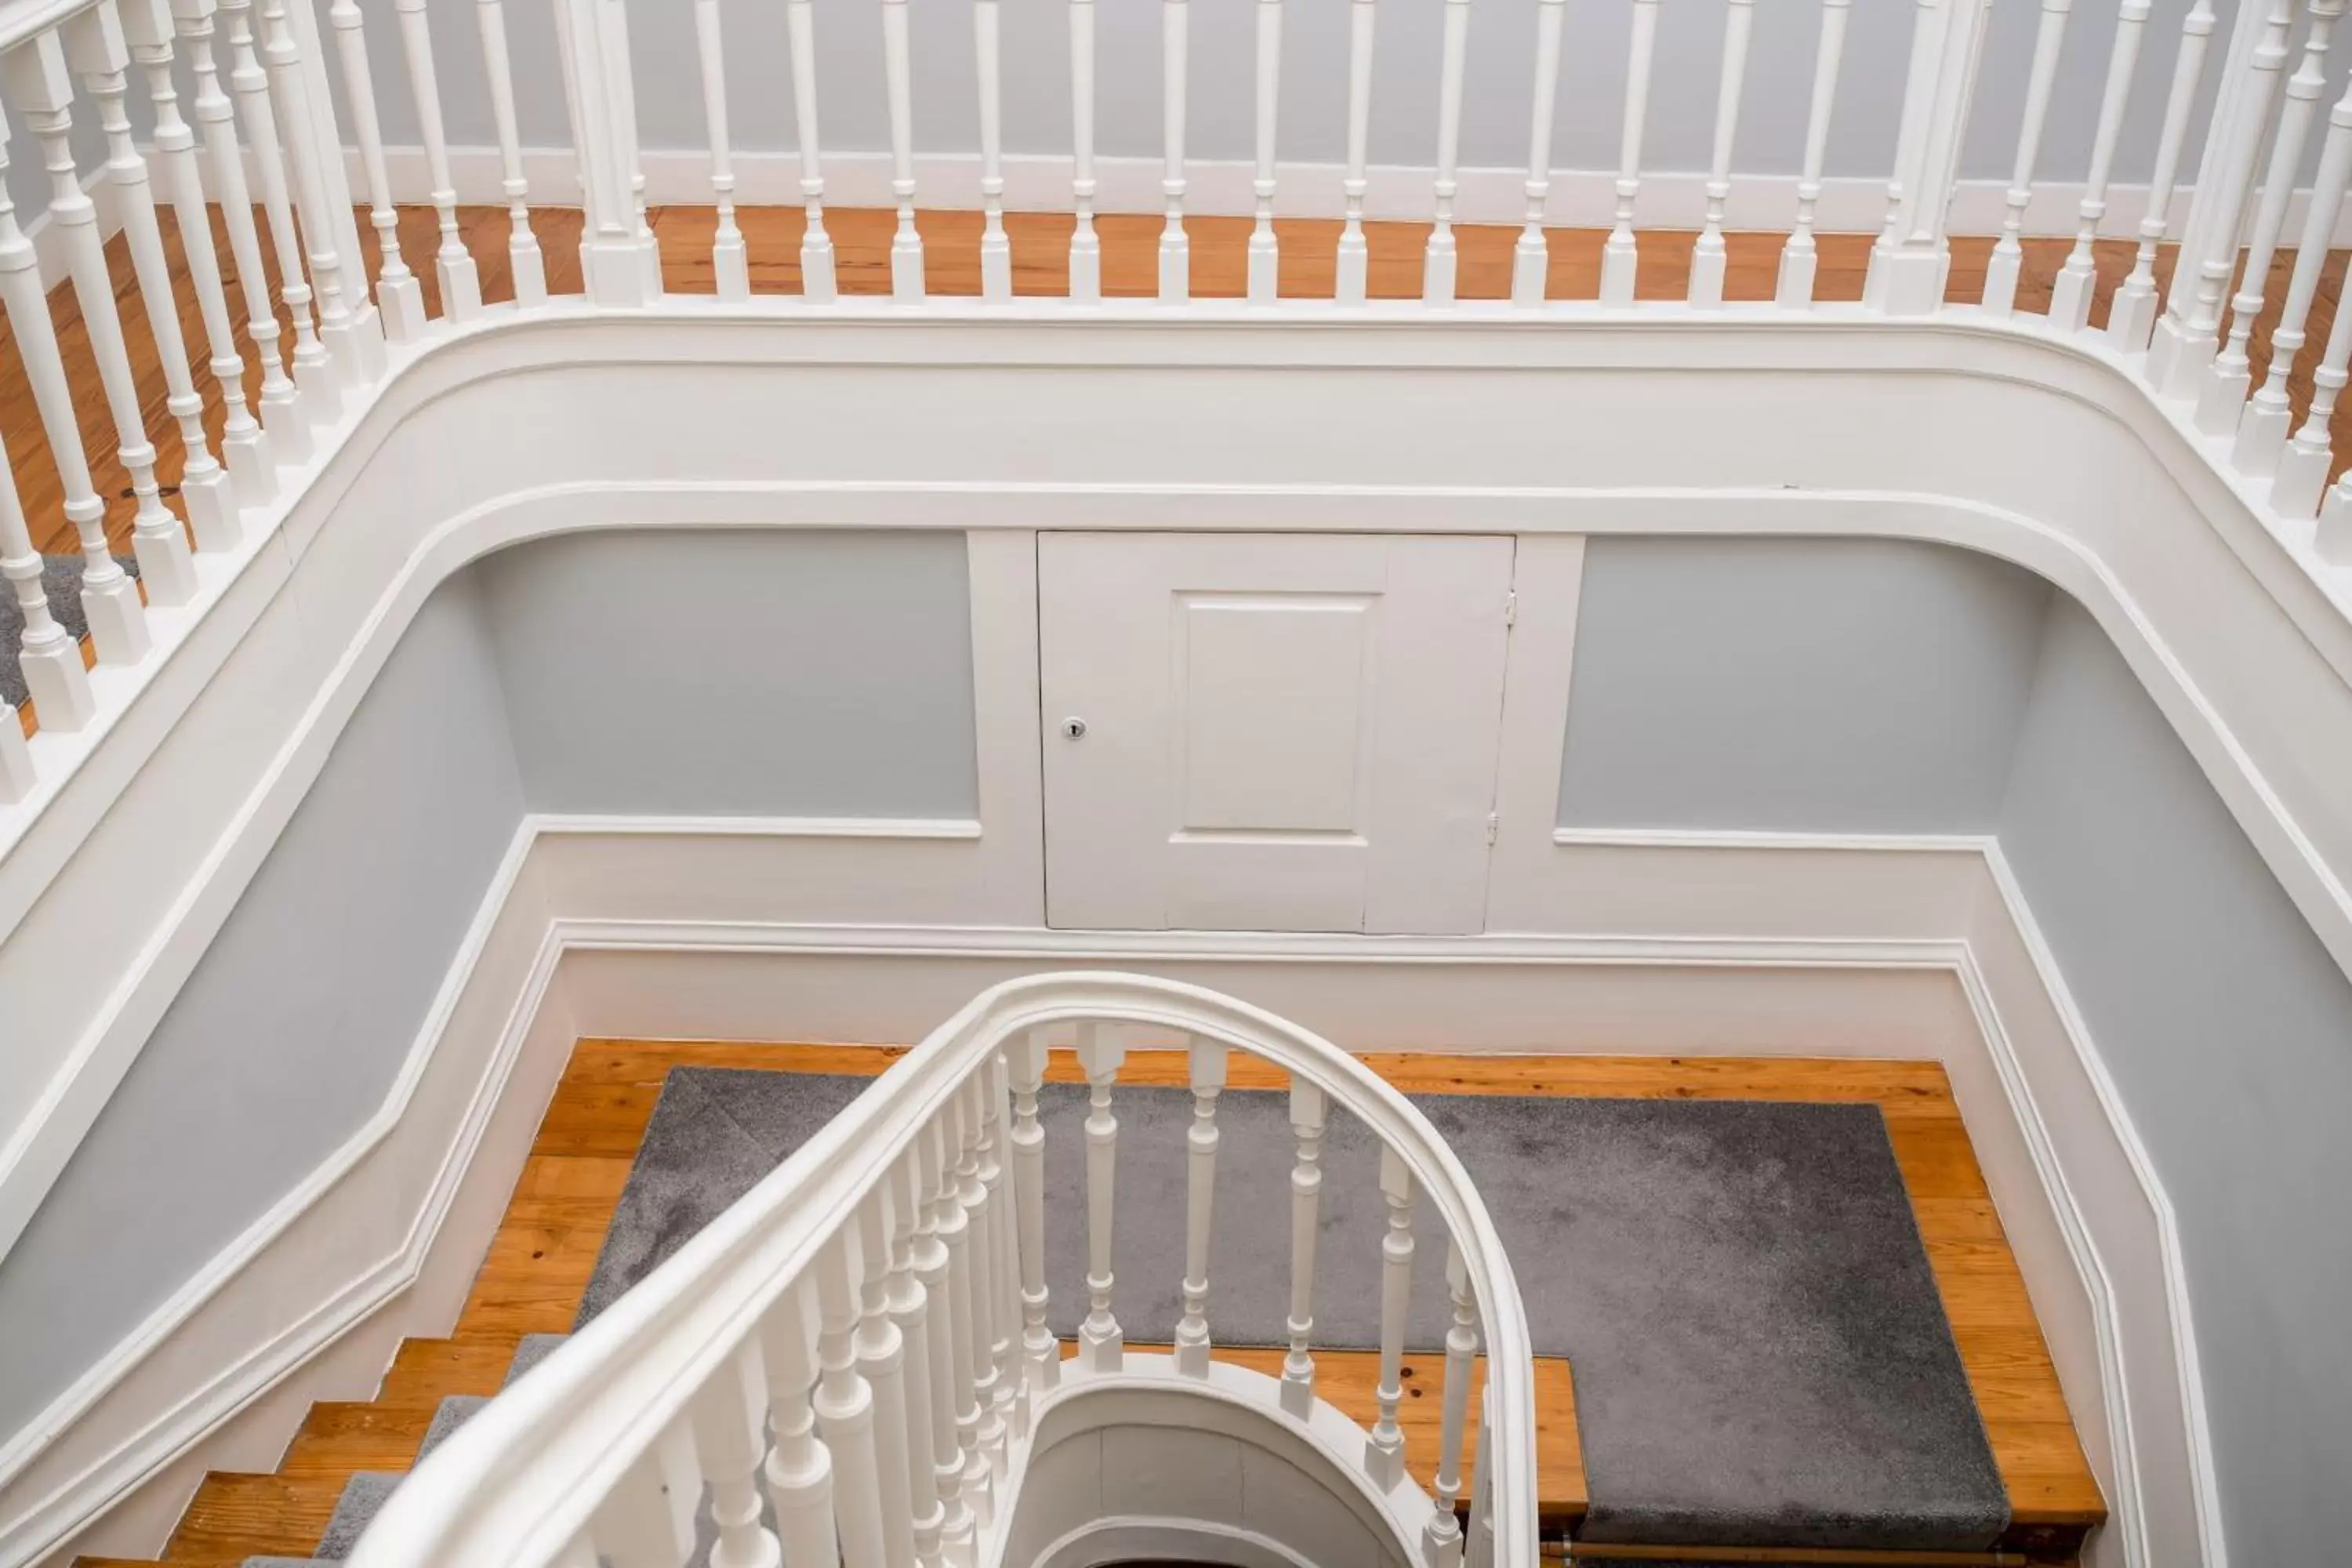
xmin=0 ymin=820 xmax=2205 ymax=1568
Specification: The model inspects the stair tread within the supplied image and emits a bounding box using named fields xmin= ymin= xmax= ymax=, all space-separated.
xmin=162 ymin=1472 xmax=343 ymax=1561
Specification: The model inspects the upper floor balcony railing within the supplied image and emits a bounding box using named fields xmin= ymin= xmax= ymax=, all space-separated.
xmin=0 ymin=0 xmax=2346 ymax=833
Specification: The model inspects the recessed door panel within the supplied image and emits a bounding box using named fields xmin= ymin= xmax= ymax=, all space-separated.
xmin=1040 ymin=532 xmax=1514 ymax=934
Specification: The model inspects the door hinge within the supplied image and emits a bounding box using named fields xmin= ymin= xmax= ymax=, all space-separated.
xmin=1504 ymin=590 xmax=1517 ymax=627
xmin=1485 ymin=811 xmax=1499 ymax=846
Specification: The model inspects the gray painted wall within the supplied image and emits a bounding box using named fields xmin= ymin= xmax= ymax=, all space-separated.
xmin=1558 ymin=535 xmax=2053 ymax=833
xmin=2000 ymin=599 xmax=2352 ymax=1563
xmin=0 ymin=576 xmax=526 ymax=1434
xmin=0 ymin=528 xmax=984 ymax=1442
xmin=477 ymin=528 xmax=979 ymax=818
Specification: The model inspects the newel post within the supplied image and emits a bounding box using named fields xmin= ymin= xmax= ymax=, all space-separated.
xmin=551 ymin=0 xmax=659 ymax=306
xmin=1864 ymin=0 xmax=1993 ymax=317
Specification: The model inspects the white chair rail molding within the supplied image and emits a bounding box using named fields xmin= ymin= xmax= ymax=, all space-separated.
xmin=341 ymin=972 xmax=1537 ymax=1568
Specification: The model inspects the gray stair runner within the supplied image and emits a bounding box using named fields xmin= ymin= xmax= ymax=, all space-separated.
xmin=241 ymin=1333 xmax=569 ymax=1566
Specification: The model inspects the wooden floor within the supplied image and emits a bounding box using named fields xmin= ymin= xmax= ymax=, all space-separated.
xmin=81 ymin=1038 xmax=2102 ymax=1568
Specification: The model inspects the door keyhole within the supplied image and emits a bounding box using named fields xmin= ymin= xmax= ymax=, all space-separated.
xmin=1062 ymin=717 xmax=1088 ymax=739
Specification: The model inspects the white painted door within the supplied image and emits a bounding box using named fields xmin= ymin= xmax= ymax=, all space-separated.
xmin=1039 ymin=532 xmax=1516 ymax=934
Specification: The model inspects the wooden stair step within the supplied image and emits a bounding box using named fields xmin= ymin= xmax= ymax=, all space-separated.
xmin=162 ymin=1470 xmax=343 ymax=1560
xmin=376 ymin=1334 xmax=519 ymax=1405
xmin=277 ymin=1399 xmax=438 ymax=1475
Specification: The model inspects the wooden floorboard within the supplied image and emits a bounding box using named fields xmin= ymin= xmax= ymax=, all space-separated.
xmin=78 ymin=1036 xmax=2101 ymax=1566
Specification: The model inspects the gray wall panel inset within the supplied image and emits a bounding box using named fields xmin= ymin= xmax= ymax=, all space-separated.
xmin=1998 ymin=600 xmax=2352 ymax=1565
xmin=0 ymin=577 xmax=526 ymax=1435
xmin=1558 ymin=537 xmax=2053 ymax=833
xmin=477 ymin=528 xmax=979 ymax=819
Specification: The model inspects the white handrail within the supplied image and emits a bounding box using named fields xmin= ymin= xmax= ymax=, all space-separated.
xmin=346 ymin=972 xmax=1539 ymax=1568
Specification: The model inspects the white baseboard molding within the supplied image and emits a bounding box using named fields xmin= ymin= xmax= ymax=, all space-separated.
xmin=0 ymin=819 xmax=2204 ymax=1568
xmin=354 ymin=143 xmax=2352 ymax=246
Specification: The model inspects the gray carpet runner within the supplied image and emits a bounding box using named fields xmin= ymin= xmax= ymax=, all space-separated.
xmin=578 ymin=1068 xmax=2008 ymax=1555
xmin=0 ymin=555 xmax=140 ymax=709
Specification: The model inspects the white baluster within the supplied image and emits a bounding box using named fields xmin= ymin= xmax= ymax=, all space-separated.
xmin=1075 ymin=1022 xmax=1128 ymax=1372
xmin=0 ymin=702 xmax=30 ymax=802
xmin=689 ymin=0 xmax=748 ymax=302
xmin=988 ymin=1051 xmax=1025 ymax=1438
xmin=1160 ymin=0 xmax=1189 ymax=303
xmin=1982 ymin=0 xmax=2073 ymax=317
xmin=478 ymin=0 xmax=546 ymax=307
xmin=176 ymin=0 xmax=303 ymax=472
xmin=784 ymin=0 xmax=836 ymax=302
xmin=56 ymin=12 xmax=209 ymax=604
xmin=880 ymin=0 xmax=923 ymax=302
xmin=854 ymin=1190 xmax=918 ymax=1568
xmin=2049 ymin=0 xmax=2147 ymax=331
xmin=121 ymin=0 xmax=249 ymax=546
xmin=919 ymin=1117 xmax=975 ymax=1562
xmin=1334 ymin=0 xmax=1376 ymax=304
xmin=1867 ymin=0 xmax=1994 ymax=316
xmin=973 ymin=1065 xmax=1014 ymax=1472
xmin=1363 ymin=1145 xmax=1414 ymax=1490
xmin=887 ymin=1151 xmax=945 ymax=1568
xmin=693 ymin=1340 xmax=783 ymax=1568
xmin=2241 ymin=73 xmax=2352 ymax=474
xmin=1777 ymin=0 xmax=1850 ymax=308
xmin=2153 ymin=0 xmax=2292 ymax=397
xmin=1464 ymin=1387 xmax=1496 ymax=1568
xmin=4 ymin=34 xmax=184 ymax=629
xmin=1423 ymin=1242 xmax=1479 ymax=1568
xmin=1247 ymin=0 xmax=1281 ymax=304
xmin=220 ymin=0 xmax=333 ymax=411
xmin=1422 ymin=0 xmax=1469 ymax=306
xmin=975 ymin=0 xmax=1011 ymax=299
xmin=2201 ymin=0 xmax=2343 ymax=433
xmin=1173 ymin=1036 xmax=1228 ymax=1377
xmin=759 ymin=1279 xmax=840 ymax=1568
xmin=258 ymin=0 xmax=361 ymax=380
xmin=0 ymin=401 xmax=95 ymax=729
xmin=2111 ymin=0 xmax=2215 ymax=350
xmin=1278 ymin=1077 xmax=1325 ymax=1420
xmin=1007 ymin=1029 xmax=1057 ymax=1397
xmin=1689 ymin=0 xmax=1755 ymax=308
xmin=392 ymin=0 xmax=481 ymax=321
xmin=946 ymin=1083 xmax=995 ymax=1528
xmin=2270 ymin=268 xmax=2352 ymax=517
xmin=1069 ymin=0 xmax=1100 ymax=303
xmin=815 ymin=1229 xmax=888 ymax=1568
xmin=1512 ymin=0 xmax=1566 ymax=306
xmin=328 ymin=0 xmax=424 ymax=339
xmin=1599 ymin=0 xmax=1660 ymax=306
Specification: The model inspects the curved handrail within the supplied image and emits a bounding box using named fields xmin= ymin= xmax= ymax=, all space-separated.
xmin=346 ymin=971 xmax=1538 ymax=1567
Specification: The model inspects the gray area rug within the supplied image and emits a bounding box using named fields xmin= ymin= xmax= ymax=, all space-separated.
xmin=579 ymin=1068 xmax=2005 ymax=1552
xmin=0 ymin=554 xmax=140 ymax=707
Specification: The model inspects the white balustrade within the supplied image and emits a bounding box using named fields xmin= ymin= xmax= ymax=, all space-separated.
xmin=260 ymin=0 xmax=362 ymax=379
xmin=1247 ymin=0 xmax=1282 ymax=304
xmin=1776 ymin=0 xmax=1850 ymax=308
xmin=2200 ymin=0 xmax=2343 ymax=435
xmin=1007 ymin=1033 xmax=1055 ymax=1396
xmin=331 ymin=0 xmax=424 ymax=341
xmin=1422 ymin=0 xmax=1470 ymax=306
xmin=1982 ymin=0 xmax=2073 ymax=318
xmin=0 ymin=410 xmax=95 ymax=730
xmin=222 ymin=0 xmax=336 ymax=412
xmin=390 ymin=0 xmax=480 ymax=322
xmin=1512 ymin=0 xmax=1566 ymax=307
xmin=1068 ymin=0 xmax=1099 ymax=303
xmin=1075 ymin=1022 xmax=1126 ymax=1371
xmin=2242 ymin=71 xmax=2352 ymax=476
xmin=2112 ymin=0 xmax=2215 ymax=350
xmin=2271 ymin=270 xmax=2352 ymax=519
xmin=1599 ymin=0 xmax=1659 ymax=307
xmin=1279 ymin=1076 xmax=1325 ymax=1419
xmin=339 ymin=975 xmax=1540 ymax=1568
xmin=2049 ymin=0 xmax=2147 ymax=332
xmin=1334 ymin=0 xmax=1376 ymax=304
xmin=1688 ymin=0 xmax=1754 ymax=309
xmin=975 ymin=0 xmax=1010 ymax=300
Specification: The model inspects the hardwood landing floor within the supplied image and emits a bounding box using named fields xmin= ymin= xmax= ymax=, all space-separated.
xmin=78 ymin=1039 xmax=2102 ymax=1568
